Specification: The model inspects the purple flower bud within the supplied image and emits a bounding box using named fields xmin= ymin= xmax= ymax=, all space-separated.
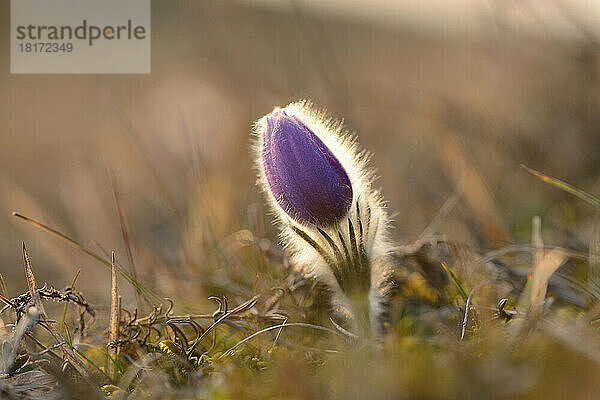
xmin=261 ymin=109 xmax=353 ymax=227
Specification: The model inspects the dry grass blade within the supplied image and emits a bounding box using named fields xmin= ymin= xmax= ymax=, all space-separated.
xmin=521 ymin=164 xmax=600 ymax=208
xmin=109 ymin=252 xmax=120 ymax=380
xmin=417 ymin=161 xmax=464 ymax=244
xmin=13 ymin=212 xmax=163 ymax=305
xmin=476 ymin=244 xmax=587 ymax=267
xmin=186 ymin=295 xmax=260 ymax=357
xmin=517 ymin=217 xmax=568 ymax=323
xmin=529 ymin=248 xmax=567 ymax=318
xmin=60 ymin=269 xmax=81 ymax=336
xmin=108 ymin=169 xmax=143 ymax=307
xmin=218 ymin=322 xmax=341 ymax=360
xmin=22 ymin=243 xmax=90 ymax=378
xmin=104 ymin=94 xmax=183 ymax=226
xmin=433 ymin=124 xmax=507 ymax=243
xmin=589 ymin=224 xmax=600 ymax=283
xmin=532 ymin=216 xmax=543 ymax=268
xmin=460 ymin=288 xmax=475 ymax=341
xmin=22 ymin=243 xmax=42 ymax=311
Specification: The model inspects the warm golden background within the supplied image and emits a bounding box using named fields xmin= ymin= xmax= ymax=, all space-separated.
xmin=2 ymin=1 xmax=600 ymax=398
xmin=2 ymin=0 xmax=599 ymax=297
xmin=1 ymin=0 xmax=599 ymax=365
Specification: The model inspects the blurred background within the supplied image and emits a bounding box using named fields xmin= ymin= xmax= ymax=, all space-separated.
xmin=0 ymin=0 xmax=599 ymax=312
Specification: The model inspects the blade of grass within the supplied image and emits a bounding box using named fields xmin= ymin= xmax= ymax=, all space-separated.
xmin=460 ymin=283 xmax=490 ymax=341
xmin=441 ymin=262 xmax=469 ymax=302
xmin=108 ymin=169 xmax=144 ymax=308
xmin=63 ymin=322 xmax=73 ymax=349
xmin=73 ymin=346 xmax=114 ymax=381
xmin=521 ymin=164 xmax=600 ymax=208
xmin=60 ymin=269 xmax=81 ymax=335
xmin=13 ymin=212 xmax=163 ymax=305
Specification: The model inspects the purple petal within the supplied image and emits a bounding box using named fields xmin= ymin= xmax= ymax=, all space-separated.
xmin=262 ymin=109 xmax=353 ymax=226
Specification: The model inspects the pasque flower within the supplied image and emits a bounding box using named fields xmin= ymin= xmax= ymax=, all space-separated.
xmin=253 ymin=101 xmax=394 ymax=337
xmin=261 ymin=109 xmax=353 ymax=227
